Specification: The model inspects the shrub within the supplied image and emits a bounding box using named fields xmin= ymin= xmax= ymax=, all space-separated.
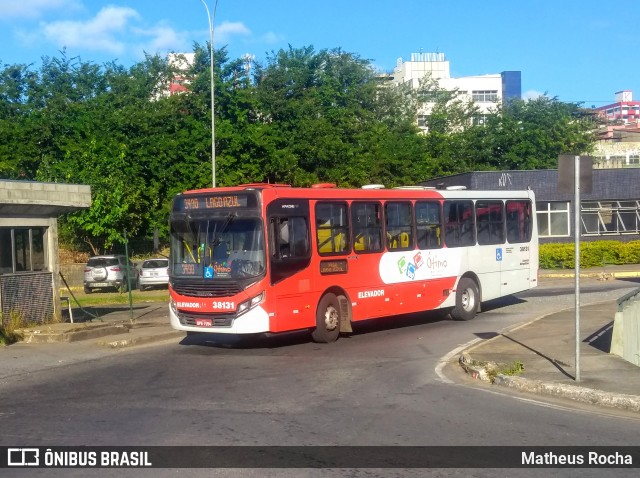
xmin=539 ymin=240 xmax=640 ymax=269
xmin=0 ymin=310 xmax=27 ymax=345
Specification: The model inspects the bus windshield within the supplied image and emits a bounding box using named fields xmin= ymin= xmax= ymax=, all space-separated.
xmin=170 ymin=216 xmax=266 ymax=280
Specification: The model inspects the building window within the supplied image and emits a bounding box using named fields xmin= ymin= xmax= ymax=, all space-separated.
xmin=536 ymin=202 xmax=570 ymax=237
xmin=581 ymin=201 xmax=640 ymax=236
xmin=417 ymin=115 xmax=429 ymax=128
xmin=472 ymin=114 xmax=490 ymax=126
xmin=0 ymin=227 xmax=48 ymax=274
xmin=472 ymin=90 xmax=498 ymax=102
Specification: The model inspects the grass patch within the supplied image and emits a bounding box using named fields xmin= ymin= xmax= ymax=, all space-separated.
xmin=0 ymin=309 xmax=63 ymax=345
xmin=63 ymin=289 xmax=169 ymax=308
xmin=486 ymin=360 xmax=525 ymax=383
xmin=0 ymin=311 xmax=26 ymax=345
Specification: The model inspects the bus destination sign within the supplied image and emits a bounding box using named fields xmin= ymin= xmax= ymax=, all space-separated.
xmin=320 ymin=259 xmax=348 ymax=275
xmin=175 ymin=194 xmax=251 ymax=211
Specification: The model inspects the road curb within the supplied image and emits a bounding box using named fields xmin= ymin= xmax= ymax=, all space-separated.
xmin=459 ymin=353 xmax=640 ymax=414
xmin=99 ymin=330 xmax=186 ymax=349
xmin=18 ymin=324 xmax=130 ymax=344
xmin=493 ymin=374 xmax=640 ymax=413
xmin=539 ymin=271 xmax=640 ymax=279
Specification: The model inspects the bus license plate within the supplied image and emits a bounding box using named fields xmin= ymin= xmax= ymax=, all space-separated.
xmin=195 ymin=318 xmax=212 ymax=327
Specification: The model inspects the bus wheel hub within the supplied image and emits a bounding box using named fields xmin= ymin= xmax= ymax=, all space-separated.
xmin=323 ymin=306 xmax=339 ymax=331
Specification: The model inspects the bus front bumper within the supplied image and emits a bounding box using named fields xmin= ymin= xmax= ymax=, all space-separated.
xmin=169 ymin=305 xmax=271 ymax=334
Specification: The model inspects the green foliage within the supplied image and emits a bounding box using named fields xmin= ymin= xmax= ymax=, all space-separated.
xmin=0 ymin=45 xmax=600 ymax=253
xmin=479 ymin=97 xmax=597 ymax=170
xmin=0 ymin=310 xmax=27 ymax=345
xmin=539 ymin=241 xmax=640 ymax=269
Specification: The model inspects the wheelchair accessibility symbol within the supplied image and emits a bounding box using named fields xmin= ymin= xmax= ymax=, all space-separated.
xmin=204 ymin=266 xmax=214 ymax=279
xmin=496 ymin=248 xmax=503 ymax=261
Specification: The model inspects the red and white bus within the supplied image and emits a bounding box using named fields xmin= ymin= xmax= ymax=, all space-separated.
xmin=168 ymin=183 xmax=538 ymax=342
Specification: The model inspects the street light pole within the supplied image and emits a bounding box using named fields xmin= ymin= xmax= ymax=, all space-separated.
xmin=200 ymin=0 xmax=218 ymax=188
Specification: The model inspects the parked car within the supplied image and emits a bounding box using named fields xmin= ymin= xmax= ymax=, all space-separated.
xmin=138 ymin=258 xmax=170 ymax=291
xmin=83 ymin=255 xmax=138 ymax=293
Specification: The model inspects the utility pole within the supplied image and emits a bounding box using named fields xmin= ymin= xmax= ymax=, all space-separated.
xmin=200 ymin=0 xmax=218 ymax=187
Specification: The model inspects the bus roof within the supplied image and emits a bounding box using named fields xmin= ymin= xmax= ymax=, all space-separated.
xmin=179 ymin=183 xmax=535 ymax=201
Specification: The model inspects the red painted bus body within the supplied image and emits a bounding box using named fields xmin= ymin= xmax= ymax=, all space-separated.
xmin=168 ymin=184 xmax=538 ymax=342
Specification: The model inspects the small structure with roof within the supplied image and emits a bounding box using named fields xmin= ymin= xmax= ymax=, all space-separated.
xmin=0 ymin=180 xmax=91 ymax=325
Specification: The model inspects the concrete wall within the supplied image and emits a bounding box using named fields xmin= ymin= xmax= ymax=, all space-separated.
xmin=611 ymin=288 xmax=640 ymax=367
xmin=59 ymin=263 xmax=86 ymax=291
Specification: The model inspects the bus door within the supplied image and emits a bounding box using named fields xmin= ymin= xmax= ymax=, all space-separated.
xmin=501 ymin=200 xmax=533 ymax=295
xmin=473 ymin=200 xmax=504 ymax=300
xmin=267 ymin=199 xmax=314 ymax=332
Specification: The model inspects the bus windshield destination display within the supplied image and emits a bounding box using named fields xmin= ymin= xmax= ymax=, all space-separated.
xmin=176 ymin=194 xmax=249 ymax=211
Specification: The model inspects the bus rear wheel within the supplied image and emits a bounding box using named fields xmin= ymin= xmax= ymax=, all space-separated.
xmin=312 ymin=293 xmax=341 ymax=343
xmin=451 ymin=278 xmax=479 ymax=321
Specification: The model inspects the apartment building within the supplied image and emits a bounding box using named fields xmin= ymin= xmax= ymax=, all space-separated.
xmin=592 ymin=91 xmax=640 ymax=169
xmin=390 ymin=52 xmax=521 ymax=129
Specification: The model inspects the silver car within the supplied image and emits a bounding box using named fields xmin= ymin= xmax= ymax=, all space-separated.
xmin=138 ymin=258 xmax=169 ymax=291
xmin=83 ymin=255 xmax=138 ymax=293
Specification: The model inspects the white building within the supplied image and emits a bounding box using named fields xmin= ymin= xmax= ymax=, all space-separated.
xmin=390 ymin=52 xmax=521 ymax=129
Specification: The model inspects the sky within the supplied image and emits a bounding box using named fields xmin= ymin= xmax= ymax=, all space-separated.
xmin=1 ymin=0 xmax=638 ymax=107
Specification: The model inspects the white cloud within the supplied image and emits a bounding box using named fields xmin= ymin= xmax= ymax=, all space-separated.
xmin=0 ymin=0 xmax=81 ymax=20
xmin=215 ymin=21 xmax=251 ymax=44
xmin=260 ymin=31 xmax=284 ymax=44
xmin=42 ymin=6 xmax=140 ymax=54
xmin=134 ymin=24 xmax=191 ymax=56
xmin=523 ymin=90 xmax=546 ymax=100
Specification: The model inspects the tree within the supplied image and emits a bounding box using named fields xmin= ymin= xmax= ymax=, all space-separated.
xmin=0 ymin=47 xmax=599 ymax=254
xmin=480 ymin=96 xmax=597 ymax=170
xmin=252 ymin=46 xmax=428 ymax=187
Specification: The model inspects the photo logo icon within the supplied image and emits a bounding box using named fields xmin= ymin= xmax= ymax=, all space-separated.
xmin=8 ymin=448 xmax=40 ymax=466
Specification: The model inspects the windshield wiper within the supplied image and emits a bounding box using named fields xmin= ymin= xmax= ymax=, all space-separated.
xmin=210 ymin=212 xmax=237 ymax=247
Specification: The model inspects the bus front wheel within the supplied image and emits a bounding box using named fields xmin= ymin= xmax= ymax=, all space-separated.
xmin=312 ymin=293 xmax=341 ymax=343
xmin=451 ymin=278 xmax=479 ymax=321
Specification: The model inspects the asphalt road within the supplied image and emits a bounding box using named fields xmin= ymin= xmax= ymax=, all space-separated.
xmin=1 ymin=277 xmax=639 ymax=477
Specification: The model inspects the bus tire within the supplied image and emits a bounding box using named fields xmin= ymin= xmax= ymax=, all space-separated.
xmin=451 ymin=278 xmax=479 ymax=321
xmin=312 ymin=293 xmax=341 ymax=343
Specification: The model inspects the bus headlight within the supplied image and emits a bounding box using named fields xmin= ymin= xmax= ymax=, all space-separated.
xmin=170 ymin=297 xmax=178 ymax=316
xmin=237 ymin=291 xmax=264 ymax=317
xmin=250 ymin=291 xmax=264 ymax=307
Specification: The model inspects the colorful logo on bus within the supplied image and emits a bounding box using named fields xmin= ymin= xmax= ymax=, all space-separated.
xmin=397 ymin=256 xmax=407 ymax=274
xmin=379 ymin=249 xmax=459 ymax=284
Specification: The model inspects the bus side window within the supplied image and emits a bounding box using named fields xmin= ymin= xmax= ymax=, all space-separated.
xmin=444 ymin=200 xmax=475 ymax=248
xmin=476 ymin=200 xmax=505 ymax=245
xmin=385 ymin=202 xmax=413 ymax=250
xmin=351 ymin=202 xmax=383 ymax=253
xmin=506 ymin=200 xmax=532 ymax=243
xmin=316 ymin=202 xmax=350 ymax=255
xmin=271 ymin=217 xmax=309 ymax=259
xmin=416 ymin=201 xmax=442 ymax=249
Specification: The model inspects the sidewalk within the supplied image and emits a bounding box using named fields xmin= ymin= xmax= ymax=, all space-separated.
xmin=459 ymin=264 xmax=640 ymax=414
xmin=14 ymin=301 xmax=183 ymax=349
